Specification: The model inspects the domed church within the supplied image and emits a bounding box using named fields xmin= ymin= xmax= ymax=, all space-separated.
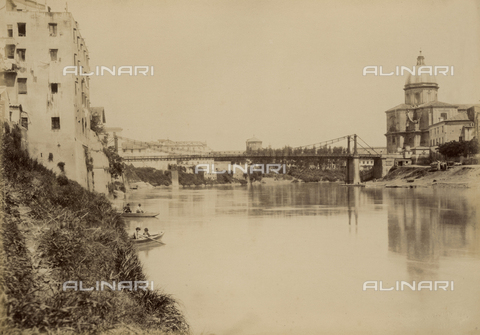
xmin=384 ymin=52 xmax=478 ymax=160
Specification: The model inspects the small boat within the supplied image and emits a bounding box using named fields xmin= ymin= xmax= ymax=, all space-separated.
xmin=132 ymin=232 xmax=164 ymax=243
xmin=119 ymin=212 xmax=160 ymax=217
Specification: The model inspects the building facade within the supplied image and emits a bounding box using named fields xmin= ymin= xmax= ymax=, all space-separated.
xmin=385 ymin=52 xmax=479 ymax=160
xmin=246 ymin=136 xmax=262 ymax=151
xmin=0 ymin=0 xmax=111 ymax=193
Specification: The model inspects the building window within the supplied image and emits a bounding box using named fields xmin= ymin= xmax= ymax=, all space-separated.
xmin=48 ymin=23 xmax=57 ymax=37
xmin=17 ymin=23 xmax=26 ymax=37
xmin=50 ymin=49 xmax=58 ymax=61
xmin=21 ymin=117 xmax=28 ymax=129
xmin=7 ymin=24 xmax=13 ymax=37
xmin=5 ymin=73 xmax=16 ymax=87
xmin=51 ymin=117 xmax=60 ymax=130
xmin=50 ymin=83 xmax=58 ymax=94
xmin=17 ymin=78 xmax=27 ymax=94
xmin=441 ymin=113 xmax=447 ymax=120
xmin=6 ymin=44 xmax=15 ymax=59
xmin=16 ymin=48 xmax=25 ymax=61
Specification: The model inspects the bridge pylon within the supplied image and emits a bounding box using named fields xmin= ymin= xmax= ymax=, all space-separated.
xmin=345 ymin=134 xmax=361 ymax=184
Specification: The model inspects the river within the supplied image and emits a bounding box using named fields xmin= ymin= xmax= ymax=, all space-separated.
xmin=114 ymin=182 xmax=480 ymax=335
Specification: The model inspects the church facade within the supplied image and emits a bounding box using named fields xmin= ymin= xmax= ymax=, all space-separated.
xmin=385 ymin=53 xmax=478 ymax=160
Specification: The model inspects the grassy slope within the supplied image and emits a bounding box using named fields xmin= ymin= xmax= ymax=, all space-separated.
xmin=0 ymin=125 xmax=189 ymax=334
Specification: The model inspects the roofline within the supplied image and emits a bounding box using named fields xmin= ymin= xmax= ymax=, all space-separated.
xmin=404 ymin=83 xmax=439 ymax=90
xmin=429 ymin=119 xmax=472 ymax=127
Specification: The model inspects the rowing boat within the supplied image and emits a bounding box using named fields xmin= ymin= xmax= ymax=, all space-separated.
xmin=132 ymin=232 xmax=164 ymax=243
xmin=119 ymin=212 xmax=160 ymax=217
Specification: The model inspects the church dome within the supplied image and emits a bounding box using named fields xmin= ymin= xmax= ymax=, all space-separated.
xmin=246 ymin=136 xmax=262 ymax=143
xmin=404 ymin=52 xmax=437 ymax=86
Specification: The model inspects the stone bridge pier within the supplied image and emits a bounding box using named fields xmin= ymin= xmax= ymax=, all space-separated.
xmin=345 ymin=135 xmax=391 ymax=183
xmin=373 ymin=156 xmax=394 ymax=180
xmin=171 ymin=170 xmax=179 ymax=188
xmin=346 ymin=156 xmax=361 ymax=184
xmin=345 ymin=135 xmax=361 ymax=184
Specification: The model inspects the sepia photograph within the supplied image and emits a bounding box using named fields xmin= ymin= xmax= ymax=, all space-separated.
xmin=1 ymin=0 xmax=479 ymax=334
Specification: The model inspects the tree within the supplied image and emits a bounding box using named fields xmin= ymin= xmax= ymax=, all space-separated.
xmin=103 ymin=146 xmax=124 ymax=179
xmin=466 ymin=139 xmax=479 ymax=155
xmin=90 ymin=112 xmax=104 ymax=135
xmin=438 ymin=139 xmax=478 ymax=158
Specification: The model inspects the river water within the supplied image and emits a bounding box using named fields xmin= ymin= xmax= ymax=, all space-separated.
xmin=115 ymin=183 xmax=480 ymax=335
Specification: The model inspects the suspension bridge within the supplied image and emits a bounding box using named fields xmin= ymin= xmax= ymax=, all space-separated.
xmin=114 ymin=134 xmax=391 ymax=184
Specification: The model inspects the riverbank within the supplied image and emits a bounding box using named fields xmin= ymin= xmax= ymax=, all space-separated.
xmin=367 ymin=165 xmax=480 ymax=188
xmin=125 ymin=165 xmax=344 ymax=188
xmin=1 ymin=126 xmax=188 ymax=334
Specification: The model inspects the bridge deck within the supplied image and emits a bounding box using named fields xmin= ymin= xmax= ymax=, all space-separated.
xmin=122 ymin=153 xmax=382 ymax=161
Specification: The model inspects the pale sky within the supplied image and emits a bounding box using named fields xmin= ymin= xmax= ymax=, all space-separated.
xmin=49 ymin=0 xmax=480 ymax=150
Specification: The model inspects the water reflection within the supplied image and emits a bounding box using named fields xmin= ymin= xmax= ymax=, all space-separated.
xmin=387 ymin=188 xmax=479 ymax=280
xmin=114 ymin=183 xmax=480 ymax=335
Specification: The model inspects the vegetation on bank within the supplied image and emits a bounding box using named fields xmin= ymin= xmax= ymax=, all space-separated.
xmin=125 ymin=166 xmax=172 ymax=187
xmin=0 ymin=124 xmax=189 ymax=334
xmin=438 ymin=139 xmax=478 ymax=162
xmin=381 ymin=166 xmax=430 ymax=181
xmin=125 ymin=164 xmax=346 ymax=186
xmin=288 ymin=167 xmax=345 ymax=182
xmin=126 ymin=165 xmax=248 ymax=187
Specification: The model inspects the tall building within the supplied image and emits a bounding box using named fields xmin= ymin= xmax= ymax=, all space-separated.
xmin=0 ymin=0 xmax=111 ymax=193
xmin=385 ymin=52 xmax=479 ymax=160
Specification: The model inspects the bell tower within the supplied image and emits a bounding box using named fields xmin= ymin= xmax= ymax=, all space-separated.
xmin=404 ymin=52 xmax=439 ymax=106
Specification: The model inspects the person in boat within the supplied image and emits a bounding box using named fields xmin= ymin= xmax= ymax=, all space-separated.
xmin=135 ymin=204 xmax=144 ymax=213
xmin=123 ymin=203 xmax=132 ymax=213
xmin=143 ymin=228 xmax=151 ymax=237
xmin=133 ymin=227 xmax=141 ymax=239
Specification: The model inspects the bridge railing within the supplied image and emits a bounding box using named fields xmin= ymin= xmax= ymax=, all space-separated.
xmin=122 ymin=153 xmax=382 ymax=162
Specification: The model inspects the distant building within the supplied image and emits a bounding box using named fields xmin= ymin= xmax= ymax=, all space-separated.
xmin=246 ymin=136 xmax=262 ymax=151
xmin=385 ymin=52 xmax=480 ymax=161
xmin=357 ymin=147 xmax=387 ymax=170
xmin=115 ymin=135 xmax=214 ymax=171
xmin=0 ymin=86 xmax=8 ymax=126
xmin=429 ymin=112 xmax=474 ymax=146
xmin=155 ymin=139 xmax=212 ymax=154
xmin=465 ymin=105 xmax=480 ymax=142
xmin=0 ymin=0 xmax=111 ymax=193
xmin=119 ymin=137 xmax=212 ymax=156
